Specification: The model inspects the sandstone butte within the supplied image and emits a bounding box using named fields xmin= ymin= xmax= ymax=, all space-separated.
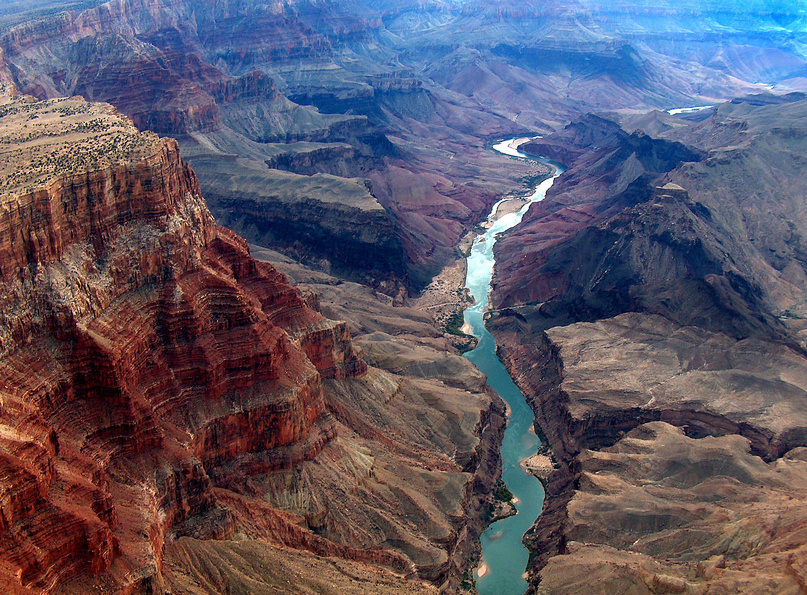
xmin=0 ymin=91 xmax=503 ymax=594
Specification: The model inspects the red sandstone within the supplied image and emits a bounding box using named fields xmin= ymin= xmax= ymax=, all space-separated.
xmin=0 ymin=96 xmax=365 ymax=592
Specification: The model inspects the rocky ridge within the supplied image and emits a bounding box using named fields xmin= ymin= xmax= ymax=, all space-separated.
xmin=488 ymin=95 xmax=807 ymax=592
xmin=0 ymin=0 xmax=537 ymax=293
xmin=0 ymin=90 xmax=358 ymax=592
xmin=2 ymin=0 xmax=785 ymax=293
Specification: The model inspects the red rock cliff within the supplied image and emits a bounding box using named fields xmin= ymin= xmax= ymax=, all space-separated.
xmin=0 ymin=94 xmax=365 ymax=593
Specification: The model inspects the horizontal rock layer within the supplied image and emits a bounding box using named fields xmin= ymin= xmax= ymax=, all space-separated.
xmin=489 ymin=96 xmax=807 ymax=593
xmin=0 ymin=94 xmax=366 ymax=593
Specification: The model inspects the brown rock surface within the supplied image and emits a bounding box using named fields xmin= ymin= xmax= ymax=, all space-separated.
xmin=487 ymin=96 xmax=807 ymax=592
xmin=539 ymin=312 xmax=807 ymax=459
xmin=253 ymin=246 xmax=508 ymax=593
xmin=162 ymin=537 xmax=439 ymax=595
xmin=535 ymin=422 xmax=807 ymax=594
xmin=0 ymin=91 xmax=362 ymax=592
xmin=493 ymin=311 xmax=807 ymax=591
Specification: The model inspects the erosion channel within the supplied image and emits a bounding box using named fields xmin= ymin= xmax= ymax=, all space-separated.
xmin=464 ymin=139 xmax=564 ymax=594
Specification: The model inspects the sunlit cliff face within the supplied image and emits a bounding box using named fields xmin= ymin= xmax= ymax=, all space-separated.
xmin=0 ymin=92 xmax=363 ymax=591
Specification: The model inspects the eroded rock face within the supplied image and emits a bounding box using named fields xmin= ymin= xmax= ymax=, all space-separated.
xmin=494 ymin=96 xmax=807 ymax=348
xmin=0 ymin=93 xmax=365 ymax=592
xmin=536 ymin=422 xmax=807 ymax=594
xmin=253 ymin=247 xmax=508 ymax=593
xmin=0 ymin=91 xmax=501 ymax=595
xmin=196 ymin=164 xmax=409 ymax=290
xmin=488 ymin=97 xmax=807 ymax=592
xmin=495 ymin=311 xmax=807 ymax=593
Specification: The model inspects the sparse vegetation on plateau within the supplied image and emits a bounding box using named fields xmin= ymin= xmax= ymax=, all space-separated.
xmin=0 ymin=91 xmax=160 ymax=198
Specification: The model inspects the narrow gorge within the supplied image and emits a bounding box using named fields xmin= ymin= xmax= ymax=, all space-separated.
xmin=488 ymin=96 xmax=807 ymax=593
xmin=463 ymin=139 xmax=562 ymax=594
xmin=1 ymin=1 xmax=807 ymax=594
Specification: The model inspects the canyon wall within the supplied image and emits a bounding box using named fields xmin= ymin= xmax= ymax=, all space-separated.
xmin=489 ymin=96 xmax=807 ymax=592
xmin=0 ymin=0 xmax=799 ymax=297
xmin=0 ymin=92 xmax=363 ymax=592
xmin=2 ymin=1 xmax=806 ymax=593
xmin=0 ymin=93 xmax=498 ymax=595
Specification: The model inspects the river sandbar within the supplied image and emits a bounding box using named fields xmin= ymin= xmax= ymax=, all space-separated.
xmin=493 ymin=197 xmax=528 ymax=219
xmin=521 ymin=454 xmax=555 ymax=481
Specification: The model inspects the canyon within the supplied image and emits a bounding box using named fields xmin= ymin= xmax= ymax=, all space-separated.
xmin=0 ymin=0 xmax=806 ymax=594
xmin=489 ymin=94 xmax=807 ymax=592
xmin=2 ymin=0 xmax=788 ymax=292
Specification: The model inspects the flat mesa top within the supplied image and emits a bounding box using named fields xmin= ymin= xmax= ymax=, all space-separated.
xmin=0 ymin=89 xmax=161 ymax=199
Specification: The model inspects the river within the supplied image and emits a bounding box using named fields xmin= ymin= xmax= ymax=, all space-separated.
xmin=463 ymin=139 xmax=563 ymax=595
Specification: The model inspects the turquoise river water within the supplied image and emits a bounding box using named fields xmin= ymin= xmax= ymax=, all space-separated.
xmin=464 ymin=139 xmax=563 ymax=595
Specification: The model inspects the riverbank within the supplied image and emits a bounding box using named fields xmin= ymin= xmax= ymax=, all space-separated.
xmin=414 ymin=136 xmax=553 ymax=346
xmin=413 ymin=230 xmax=477 ymax=351
xmin=493 ymin=197 xmax=528 ymax=219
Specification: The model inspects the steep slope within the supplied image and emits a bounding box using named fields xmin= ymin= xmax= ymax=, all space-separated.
xmin=2 ymin=0 xmax=792 ymax=293
xmin=0 ymin=0 xmax=534 ymax=292
xmin=493 ymin=98 xmax=807 ymax=344
xmin=0 ymin=92 xmax=502 ymax=594
xmin=0 ymin=90 xmax=357 ymax=592
xmin=487 ymin=96 xmax=807 ymax=592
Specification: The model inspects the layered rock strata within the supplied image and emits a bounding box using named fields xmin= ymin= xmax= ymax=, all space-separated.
xmin=488 ymin=96 xmax=807 ymax=592
xmin=252 ymin=246 xmax=509 ymax=593
xmin=0 ymin=91 xmax=502 ymax=595
xmin=0 ymin=0 xmax=552 ymax=291
xmin=0 ymin=92 xmax=361 ymax=593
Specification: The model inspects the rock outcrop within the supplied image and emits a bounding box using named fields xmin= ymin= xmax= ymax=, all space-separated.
xmin=488 ymin=96 xmax=807 ymax=592
xmin=194 ymin=163 xmax=409 ymax=291
xmin=0 ymin=92 xmax=366 ymax=593
xmin=535 ymin=422 xmax=807 ymax=594
xmin=0 ymin=91 xmax=502 ymax=595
